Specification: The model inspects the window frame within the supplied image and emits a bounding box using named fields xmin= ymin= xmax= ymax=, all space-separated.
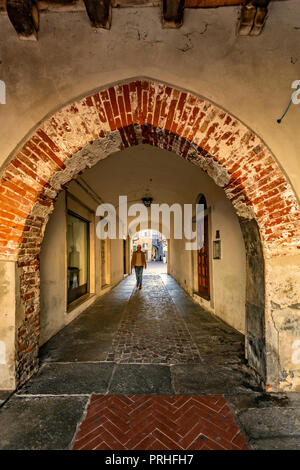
xmin=66 ymin=209 xmax=90 ymax=306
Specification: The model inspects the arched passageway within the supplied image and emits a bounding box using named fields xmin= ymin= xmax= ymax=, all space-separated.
xmin=131 ymin=229 xmax=168 ymax=273
xmin=39 ymin=143 xmax=247 ymax=359
xmin=0 ymin=78 xmax=299 ymax=391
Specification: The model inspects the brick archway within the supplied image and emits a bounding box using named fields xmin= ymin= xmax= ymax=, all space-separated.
xmin=0 ymin=78 xmax=299 ymax=391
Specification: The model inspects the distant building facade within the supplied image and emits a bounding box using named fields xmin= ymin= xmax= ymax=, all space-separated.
xmin=131 ymin=230 xmax=168 ymax=262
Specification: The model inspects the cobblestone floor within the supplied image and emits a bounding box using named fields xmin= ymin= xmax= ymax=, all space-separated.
xmin=0 ymin=271 xmax=299 ymax=450
xmin=106 ymin=274 xmax=202 ymax=364
xmin=145 ymin=260 xmax=168 ymax=274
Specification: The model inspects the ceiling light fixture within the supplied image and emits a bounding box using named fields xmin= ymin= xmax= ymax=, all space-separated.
xmin=142 ymin=197 xmax=153 ymax=207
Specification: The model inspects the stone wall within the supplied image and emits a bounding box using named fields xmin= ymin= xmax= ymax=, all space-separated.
xmin=0 ymin=78 xmax=299 ymax=390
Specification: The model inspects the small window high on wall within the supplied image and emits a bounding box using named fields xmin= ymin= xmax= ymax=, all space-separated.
xmin=67 ymin=212 xmax=89 ymax=305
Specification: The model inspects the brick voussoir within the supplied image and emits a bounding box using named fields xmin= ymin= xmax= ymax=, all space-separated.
xmin=0 ymin=79 xmax=299 ymax=387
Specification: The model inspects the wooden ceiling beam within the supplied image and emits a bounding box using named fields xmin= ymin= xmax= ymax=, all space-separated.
xmin=83 ymin=0 xmax=112 ymax=29
xmin=6 ymin=0 xmax=39 ymax=40
xmin=185 ymin=0 xmax=244 ymax=6
xmin=3 ymin=0 xmax=277 ymax=38
xmin=238 ymin=0 xmax=270 ymax=36
xmin=163 ymin=0 xmax=185 ymax=28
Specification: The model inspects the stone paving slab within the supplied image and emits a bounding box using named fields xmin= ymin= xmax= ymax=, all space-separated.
xmin=249 ymin=437 xmax=300 ymax=450
xmin=144 ymin=261 xmax=168 ymax=274
xmin=191 ymin=331 xmax=244 ymax=348
xmin=0 ymin=391 xmax=12 ymax=407
xmin=16 ymin=363 xmax=114 ymax=395
xmin=171 ymin=363 xmax=260 ymax=395
xmin=238 ymin=407 xmax=300 ymax=439
xmin=40 ymin=335 xmax=115 ymax=363
xmin=163 ymin=283 xmax=241 ymax=333
xmin=0 ymin=396 xmax=88 ymax=450
xmin=39 ymin=284 xmax=134 ymax=364
xmin=284 ymin=392 xmax=300 ymax=405
xmin=109 ymin=364 xmax=173 ymax=394
xmin=226 ymin=393 xmax=291 ymax=411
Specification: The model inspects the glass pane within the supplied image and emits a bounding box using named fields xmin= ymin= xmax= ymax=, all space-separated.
xmin=67 ymin=213 xmax=89 ymax=304
xmin=101 ymin=239 xmax=107 ymax=287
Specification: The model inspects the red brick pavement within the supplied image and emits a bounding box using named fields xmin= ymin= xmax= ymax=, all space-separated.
xmin=72 ymin=395 xmax=249 ymax=450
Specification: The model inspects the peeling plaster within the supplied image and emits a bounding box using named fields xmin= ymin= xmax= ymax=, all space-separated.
xmin=233 ymin=201 xmax=256 ymax=220
xmin=49 ymin=131 xmax=123 ymax=191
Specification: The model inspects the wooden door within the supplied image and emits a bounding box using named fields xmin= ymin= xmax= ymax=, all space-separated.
xmin=123 ymin=239 xmax=127 ymax=274
xmin=197 ymin=215 xmax=210 ymax=299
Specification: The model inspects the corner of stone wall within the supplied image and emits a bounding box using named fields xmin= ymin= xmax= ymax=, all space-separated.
xmin=265 ymin=255 xmax=300 ymax=392
xmin=238 ymin=216 xmax=267 ymax=385
xmin=0 ymin=260 xmax=17 ymax=390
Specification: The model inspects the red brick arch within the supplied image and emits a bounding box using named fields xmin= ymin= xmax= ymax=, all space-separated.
xmin=0 ymin=78 xmax=299 ymax=388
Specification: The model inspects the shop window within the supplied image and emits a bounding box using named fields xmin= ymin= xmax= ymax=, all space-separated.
xmin=67 ymin=212 xmax=89 ymax=304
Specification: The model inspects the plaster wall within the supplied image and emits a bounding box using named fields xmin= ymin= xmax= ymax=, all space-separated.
xmin=169 ymin=195 xmax=246 ymax=334
xmin=40 ymin=192 xmax=66 ymax=345
xmin=266 ymin=254 xmax=300 ymax=391
xmin=83 ymin=144 xmax=247 ymax=334
xmin=0 ymin=261 xmax=16 ymax=389
xmin=0 ymin=2 xmax=299 ymax=201
xmin=39 ymin=185 xmax=124 ymax=346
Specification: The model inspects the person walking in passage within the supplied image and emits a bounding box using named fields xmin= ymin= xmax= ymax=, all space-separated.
xmin=131 ymin=245 xmax=147 ymax=289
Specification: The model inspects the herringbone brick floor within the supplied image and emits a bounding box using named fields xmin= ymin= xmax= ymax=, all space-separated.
xmin=72 ymin=395 xmax=249 ymax=450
